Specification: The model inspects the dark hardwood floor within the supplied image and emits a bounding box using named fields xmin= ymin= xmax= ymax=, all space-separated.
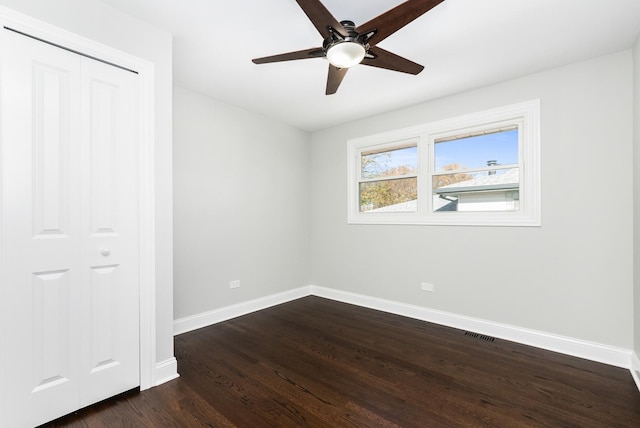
xmin=43 ymin=296 xmax=640 ymax=427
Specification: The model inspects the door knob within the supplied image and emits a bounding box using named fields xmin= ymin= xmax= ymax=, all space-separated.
xmin=101 ymin=248 xmax=111 ymax=256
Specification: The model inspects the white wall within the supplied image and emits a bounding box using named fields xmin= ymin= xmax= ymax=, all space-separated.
xmin=0 ymin=0 xmax=175 ymax=370
xmin=173 ymin=86 xmax=310 ymax=319
xmin=310 ymin=51 xmax=634 ymax=349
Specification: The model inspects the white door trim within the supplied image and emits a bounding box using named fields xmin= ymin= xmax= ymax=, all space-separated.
xmin=0 ymin=8 xmax=157 ymax=418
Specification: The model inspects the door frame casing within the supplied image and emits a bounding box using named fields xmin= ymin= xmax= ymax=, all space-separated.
xmin=0 ymin=7 xmax=157 ymax=425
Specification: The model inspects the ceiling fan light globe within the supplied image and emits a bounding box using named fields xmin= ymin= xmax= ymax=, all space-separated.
xmin=326 ymin=42 xmax=365 ymax=68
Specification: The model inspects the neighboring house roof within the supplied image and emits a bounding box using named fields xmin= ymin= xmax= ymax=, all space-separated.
xmin=435 ymin=168 xmax=519 ymax=195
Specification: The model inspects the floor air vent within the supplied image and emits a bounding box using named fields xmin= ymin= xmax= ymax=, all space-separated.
xmin=464 ymin=331 xmax=496 ymax=342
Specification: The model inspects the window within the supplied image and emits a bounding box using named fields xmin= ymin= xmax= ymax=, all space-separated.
xmin=432 ymin=127 xmax=520 ymax=213
xmin=347 ymin=100 xmax=540 ymax=226
xmin=359 ymin=142 xmax=418 ymax=213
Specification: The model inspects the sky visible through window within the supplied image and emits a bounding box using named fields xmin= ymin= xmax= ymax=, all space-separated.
xmin=361 ymin=146 xmax=417 ymax=179
xmin=369 ymin=129 xmax=519 ymax=173
xmin=435 ymin=129 xmax=518 ymax=171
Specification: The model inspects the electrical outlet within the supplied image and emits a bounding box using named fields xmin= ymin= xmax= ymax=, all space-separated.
xmin=230 ymin=280 xmax=240 ymax=289
xmin=421 ymin=282 xmax=434 ymax=292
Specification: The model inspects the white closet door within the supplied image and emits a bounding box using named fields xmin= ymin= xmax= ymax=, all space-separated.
xmin=1 ymin=30 xmax=83 ymax=427
xmin=1 ymin=30 xmax=140 ymax=427
xmin=79 ymin=54 xmax=140 ymax=408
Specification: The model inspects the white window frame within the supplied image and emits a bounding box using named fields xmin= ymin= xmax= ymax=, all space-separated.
xmin=347 ymin=100 xmax=541 ymax=226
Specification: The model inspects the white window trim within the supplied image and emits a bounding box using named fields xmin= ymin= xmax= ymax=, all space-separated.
xmin=347 ymin=99 xmax=541 ymax=226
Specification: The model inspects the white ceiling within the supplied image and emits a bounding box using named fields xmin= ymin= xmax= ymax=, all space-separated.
xmin=98 ymin=0 xmax=640 ymax=132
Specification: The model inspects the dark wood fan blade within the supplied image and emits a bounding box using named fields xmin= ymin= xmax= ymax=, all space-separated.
xmin=361 ymin=46 xmax=424 ymax=75
xmin=252 ymin=47 xmax=325 ymax=64
xmin=295 ymin=0 xmax=348 ymax=38
xmin=356 ymin=0 xmax=444 ymax=46
xmin=326 ymin=65 xmax=348 ymax=95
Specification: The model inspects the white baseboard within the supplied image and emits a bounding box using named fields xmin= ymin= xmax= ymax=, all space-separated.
xmin=310 ymin=285 xmax=632 ymax=369
xmin=632 ymin=352 xmax=640 ymax=392
xmin=173 ymin=287 xmax=311 ymax=335
xmin=154 ymin=357 xmax=179 ymax=386
xmin=173 ymin=285 xmax=633 ymax=370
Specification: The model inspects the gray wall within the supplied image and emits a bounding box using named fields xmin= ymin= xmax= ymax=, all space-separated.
xmin=309 ymin=51 xmax=634 ymax=349
xmin=173 ymin=86 xmax=311 ymax=319
xmin=0 ymin=0 xmax=176 ymax=368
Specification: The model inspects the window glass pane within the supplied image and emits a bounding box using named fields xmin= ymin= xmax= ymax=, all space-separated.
xmin=361 ymin=146 xmax=417 ymax=180
xmin=360 ymin=177 xmax=417 ymax=212
xmin=433 ymin=168 xmax=520 ymax=212
xmin=435 ymin=128 xmax=518 ymax=172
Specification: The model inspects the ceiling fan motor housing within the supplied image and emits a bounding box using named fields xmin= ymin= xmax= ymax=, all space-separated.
xmin=323 ymin=20 xmax=368 ymax=54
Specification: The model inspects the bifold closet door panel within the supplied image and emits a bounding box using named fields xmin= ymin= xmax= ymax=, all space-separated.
xmin=1 ymin=30 xmax=84 ymax=428
xmin=79 ymin=55 xmax=140 ymax=409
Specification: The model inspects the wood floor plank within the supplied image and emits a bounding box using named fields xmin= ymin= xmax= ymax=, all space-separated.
xmin=42 ymin=296 xmax=640 ymax=427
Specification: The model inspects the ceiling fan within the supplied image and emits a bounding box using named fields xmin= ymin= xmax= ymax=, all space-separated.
xmin=252 ymin=0 xmax=445 ymax=95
